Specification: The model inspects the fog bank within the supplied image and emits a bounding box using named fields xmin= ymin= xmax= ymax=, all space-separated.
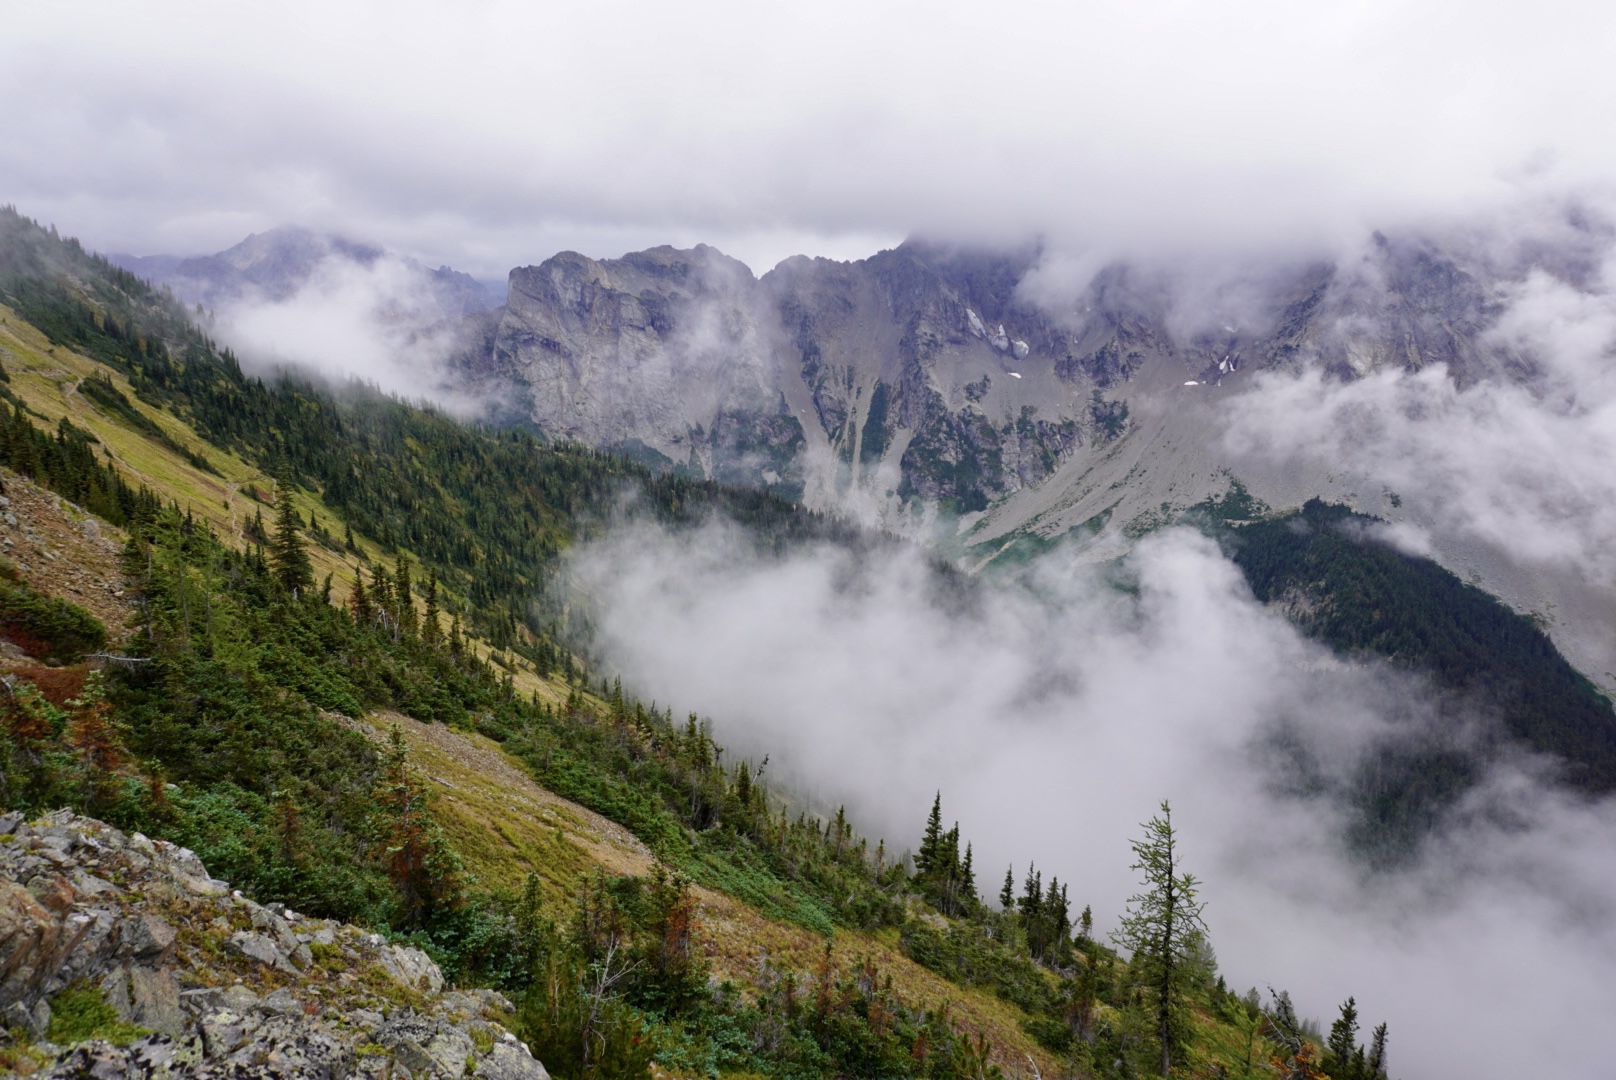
xmin=571 ymin=522 xmax=1616 ymax=1079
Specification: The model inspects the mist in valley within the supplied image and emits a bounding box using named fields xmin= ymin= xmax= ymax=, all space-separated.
xmin=7 ymin=2 xmax=1616 ymax=1076
xmin=570 ymin=516 xmax=1616 ymax=1080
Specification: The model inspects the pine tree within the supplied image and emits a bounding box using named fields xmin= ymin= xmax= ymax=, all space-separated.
xmin=350 ymin=573 xmax=373 ymax=624
xmin=1019 ymin=864 xmax=1042 ymax=922
xmin=269 ymin=482 xmax=314 ymax=596
xmin=371 ymin=725 xmax=466 ymax=929
xmin=1366 ymin=1022 xmax=1388 ymax=1080
xmin=1000 ymin=867 xmax=1015 ymax=912
xmin=916 ymin=792 xmax=943 ymax=876
xmin=371 ymin=564 xmax=394 ymax=636
xmin=421 ymin=569 xmax=441 ymax=646
xmin=394 ymin=556 xmax=417 ymax=637
xmin=1112 ymin=801 xmax=1209 ymax=1078
xmin=960 ymin=841 xmax=975 ymax=900
xmin=1325 ymin=997 xmax=1359 ymax=1078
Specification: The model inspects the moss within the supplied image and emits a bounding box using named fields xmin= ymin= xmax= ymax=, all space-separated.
xmin=309 ymin=941 xmax=346 ymax=972
xmin=47 ymin=984 xmax=150 ymax=1047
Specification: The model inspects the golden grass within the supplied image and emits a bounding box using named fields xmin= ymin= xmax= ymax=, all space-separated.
xmin=355 ymin=711 xmax=1060 ymax=1078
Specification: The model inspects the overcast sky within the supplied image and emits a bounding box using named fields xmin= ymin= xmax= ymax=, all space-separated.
xmin=5 ymin=0 xmax=1616 ymax=276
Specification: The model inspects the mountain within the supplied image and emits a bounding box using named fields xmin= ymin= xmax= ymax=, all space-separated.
xmin=461 ymin=231 xmax=1532 ymax=526
xmin=454 ymin=225 xmax=1616 ymax=695
xmin=111 ymin=225 xmax=503 ymax=318
xmin=5 ymin=205 xmax=1304 ymax=1079
xmin=463 ymin=242 xmax=1085 ymax=513
xmin=7 ymin=203 xmax=1606 ymax=1078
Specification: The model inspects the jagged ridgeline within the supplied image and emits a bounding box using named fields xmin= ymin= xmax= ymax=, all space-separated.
xmin=0 ymin=206 xmax=1384 ymax=1078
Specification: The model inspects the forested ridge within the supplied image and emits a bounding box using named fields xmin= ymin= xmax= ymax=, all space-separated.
xmin=1227 ymin=499 xmax=1616 ymax=793
xmin=0 ymin=205 xmax=862 ymax=650
xmin=0 ymin=206 xmax=1391 ymax=1079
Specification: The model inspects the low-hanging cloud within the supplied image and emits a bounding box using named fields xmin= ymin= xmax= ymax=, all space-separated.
xmin=213 ymin=252 xmax=493 ymax=415
xmin=1217 ymin=236 xmax=1616 ymax=682
xmin=570 ymin=519 xmax=1616 ymax=1080
xmin=8 ymin=1 xmax=1616 ymax=275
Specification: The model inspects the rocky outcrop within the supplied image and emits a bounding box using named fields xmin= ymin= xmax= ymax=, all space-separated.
xmin=0 ymin=810 xmax=548 ymax=1079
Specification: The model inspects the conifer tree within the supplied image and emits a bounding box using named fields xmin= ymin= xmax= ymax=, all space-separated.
xmin=917 ymin=792 xmax=943 ymax=876
xmin=394 ymin=555 xmax=417 ymax=637
xmin=1366 ymin=1022 xmax=1388 ymax=1080
xmin=1113 ymin=800 xmax=1209 ymax=1078
xmin=371 ymin=725 xmax=466 ymax=929
xmin=1019 ymin=865 xmax=1042 ymax=922
xmin=350 ymin=572 xmax=373 ymax=625
xmin=371 ymin=564 xmax=393 ymax=636
xmin=421 ymin=569 xmax=441 ymax=646
xmin=1000 ymin=867 xmax=1015 ymax=912
xmin=68 ymin=673 xmax=123 ymax=813
xmin=269 ymin=482 xmax=314 ymax=596
xmin=1325 ymin=997 xmax=1359 ymax=1078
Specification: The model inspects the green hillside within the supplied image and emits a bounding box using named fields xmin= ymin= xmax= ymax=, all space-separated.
xmin=1229 ymin=500 xmax=1616 ymax=779
xmin=0 ymin=206 xmax=1382 ymax=1080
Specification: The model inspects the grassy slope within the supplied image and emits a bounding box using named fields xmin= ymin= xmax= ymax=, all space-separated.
xmin=0 ymin=301 xmax=562 ymax=706
xmin=0 ymin=308 xmax=1063 ymax=1077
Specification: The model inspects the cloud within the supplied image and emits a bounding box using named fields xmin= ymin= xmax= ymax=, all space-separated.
xmin=1223 ymin=252 xmax=1616 ymax=586
xmin=569 ymin=518 xmax=1616 ymax=1079
xmin=212 ymin=253 xmax=492 ymax=414
xmin=6 ymin=1 xmax=1616 ymax=275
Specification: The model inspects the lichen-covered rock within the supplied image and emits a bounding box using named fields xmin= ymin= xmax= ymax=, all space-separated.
xmin=0 ymin=811 xmax=546 ymax=1079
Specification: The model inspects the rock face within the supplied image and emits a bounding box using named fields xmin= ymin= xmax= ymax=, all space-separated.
xmin=0 ymin=810 xmax=548 ymax=1079
xmin=470 ymin=242 xmax=1092 ymax=517
xmin=462 ymin=230 xmax=1536 ymax=528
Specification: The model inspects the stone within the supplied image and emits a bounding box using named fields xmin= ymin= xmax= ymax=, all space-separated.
xmin=423 ymin=1025 xmax=476 ymax=1076
xmin=40 ymin=1038 xmax=127 ymax=1079
xmin=476 ymin=1040 xmax=553 ymax=1080
xmin=388 ymin=1036 xmax=437 ymax=1075
xmin=0 ymin=878 xmax=58 ymax=1007
xmin=126 ymin=1032 xmax=204 ymax=1075
xmin=226 ymin=930 xmax=297 ymax=973
xmin=258 ymin=987 xmax=304 ymax=1017
xmin=128 ymin=966 xmax=184 ymax=1036
xmin=377 ymin=944 xmax=445 ymax=993
xmin=3 ymin=997 xmax=51 ymax=1041
xmin=199 ymin=1009 xmax=261 ymax=1056
xmin=117 ymin=913 xmax=177 ymax=960
xmin=69 ymin=871 xmax=118 ymax=901
xmin=2 ymin=813 xmax=541 ymax=1079
xmin=99 ymin=966 xmax=132 ymax=1021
